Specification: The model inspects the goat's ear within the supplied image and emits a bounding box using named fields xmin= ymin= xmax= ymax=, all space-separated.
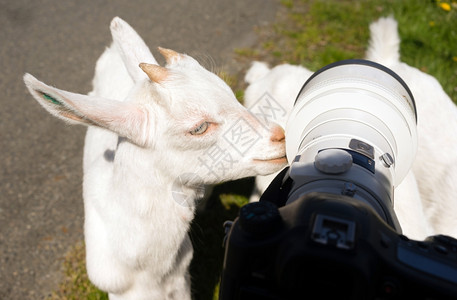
xmin=24 ymin=74 xmax=151 ymax=147
xmin=110 ymin=17 xmax=158 ymax=83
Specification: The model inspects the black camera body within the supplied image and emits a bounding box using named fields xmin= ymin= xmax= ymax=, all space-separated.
xmin=219 ymin=60 xmax=457 ymax=299
xmin=220 ymin=168 xmax=457 ymax=299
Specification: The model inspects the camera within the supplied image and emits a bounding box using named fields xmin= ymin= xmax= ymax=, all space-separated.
xmin=220 ymin=60 xmax=457 ymax=299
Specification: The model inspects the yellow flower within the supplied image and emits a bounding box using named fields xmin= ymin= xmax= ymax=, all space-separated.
xmin=429 ymin=21 xmax=436 ymax=26
xmin=453 ymin=56 xmax=457 ymax=62
xmin=439 ymin=2 xmax=451 ymax=11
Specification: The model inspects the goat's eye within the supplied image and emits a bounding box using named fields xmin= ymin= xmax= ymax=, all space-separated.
xmin=190 ymin=121 xmax=209 ymax=135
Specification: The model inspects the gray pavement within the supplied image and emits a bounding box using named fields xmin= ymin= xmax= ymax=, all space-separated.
xmin=0 ymin=1 xmax=278 ymax=298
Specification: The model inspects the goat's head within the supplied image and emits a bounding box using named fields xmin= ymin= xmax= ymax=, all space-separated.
xmin=24 ymin=17 xmax=286 ymax=187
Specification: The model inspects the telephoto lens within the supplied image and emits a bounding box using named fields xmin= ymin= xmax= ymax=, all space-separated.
xmin=285 ymin=59 xmax=417 ymax=230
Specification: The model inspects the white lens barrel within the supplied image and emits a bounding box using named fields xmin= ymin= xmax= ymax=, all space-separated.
xmin=286 ymin=60 xmax=417 ymax=186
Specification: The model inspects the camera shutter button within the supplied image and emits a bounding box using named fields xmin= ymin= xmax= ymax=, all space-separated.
xmin=315 ymin=149 xmax=353 ymax=174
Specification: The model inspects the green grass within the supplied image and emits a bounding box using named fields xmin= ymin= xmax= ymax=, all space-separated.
xmin=48 ymin=1 xmax=457 ymax=299
xmin=249 ymin=0 xmax=457 ymax=103
xmin=47 ymin=242 xmax=109 ymax=300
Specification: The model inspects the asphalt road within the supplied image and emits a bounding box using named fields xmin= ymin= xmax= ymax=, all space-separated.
xmin=0 ymin=1 xmax=278 ymax=298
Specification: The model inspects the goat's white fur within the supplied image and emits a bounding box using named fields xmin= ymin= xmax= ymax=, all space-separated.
xmin=24 ymin=17 xmax=286 ymax=299
xmin=245 ymin=16 xmax=457 ymax=240
xmin=368 ymin=17 xmax=457 ymax=239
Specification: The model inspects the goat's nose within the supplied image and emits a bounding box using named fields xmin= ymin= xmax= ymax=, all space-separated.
xmin=270 ymin=125 xmax=285 ymax=143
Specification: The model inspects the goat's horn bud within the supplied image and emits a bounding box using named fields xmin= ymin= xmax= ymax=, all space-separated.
xmin=158 ymin=47 xmax=183 ymax=64
xmin=139 ymin=63 xmax=168 ymax=83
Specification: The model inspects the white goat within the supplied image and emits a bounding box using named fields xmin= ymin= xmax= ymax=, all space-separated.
xmin=244 ymin=16 xmax=457 ymax=240
xmin=24 ymin=17 xmax=286 ymax=300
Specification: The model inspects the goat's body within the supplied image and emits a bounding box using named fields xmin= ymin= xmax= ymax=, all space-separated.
xmin=83 ymin=133 xmax=194 ymax=298
xmin=367 ymin=17 xmax=457 ymax=238
xmin=388 ymin=62 xmax=457 ymax=237
xmin=83 ymin=44 xmax=194 ymax=299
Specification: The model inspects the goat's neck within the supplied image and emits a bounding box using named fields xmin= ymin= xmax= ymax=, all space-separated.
xmin=109 ymin=142 xmax=197 ymax=221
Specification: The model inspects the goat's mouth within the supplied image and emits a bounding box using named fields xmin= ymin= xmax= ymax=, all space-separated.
xmin=253 ymin=156 xmax=287 ymax=164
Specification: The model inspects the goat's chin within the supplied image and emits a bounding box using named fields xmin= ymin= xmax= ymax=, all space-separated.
xmin=254 ymin=157 xmax=287 ymax=164
xmin=252 ymin=157 xmax=287 ymax=175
